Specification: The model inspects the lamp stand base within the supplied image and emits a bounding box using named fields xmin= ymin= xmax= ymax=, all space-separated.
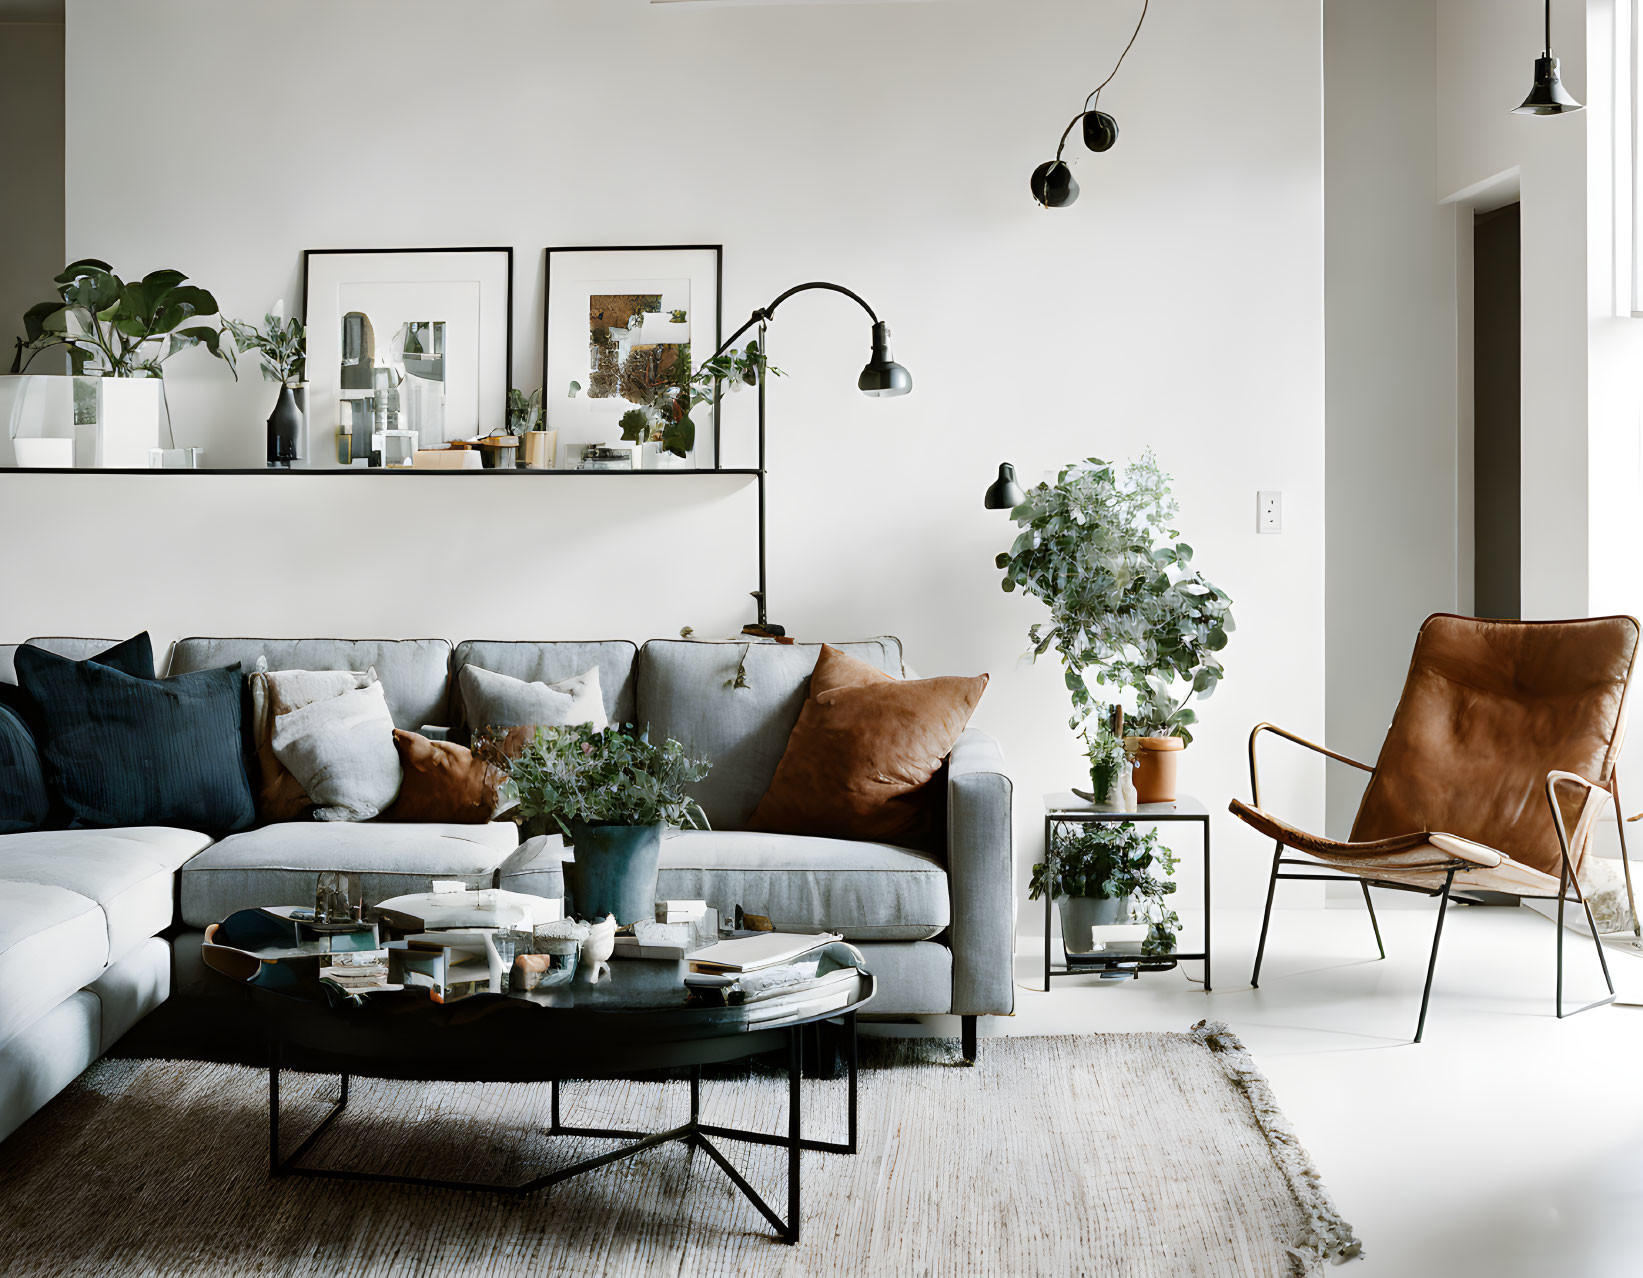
xmin=742 ymin=622 xmax=789 ymax=640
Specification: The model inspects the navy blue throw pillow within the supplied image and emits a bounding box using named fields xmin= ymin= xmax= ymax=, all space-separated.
xmin=0 ymin=703 xmax=49 ymax=834
xmin=14 ymin=649 xmax=254 ymax=835
xmin=4 ymin=633 xmax=156 ymax=726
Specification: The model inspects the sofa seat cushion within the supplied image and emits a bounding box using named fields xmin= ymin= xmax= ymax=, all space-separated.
xmin=178 ymin=821 xmax=521 ymax=927
xmin=654 ymin=829 xmax=949 ymax=941
xmin=0 ymin=881 xmax=108 ymax=1049
xmin=0 ymin=826 xmax=212 ymax=970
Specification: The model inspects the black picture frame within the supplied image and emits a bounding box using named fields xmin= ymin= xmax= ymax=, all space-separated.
xmin=542 ymin=244 xmax=723 ymax=468
xmin=301 ymin=246 xmax=514 ymax=465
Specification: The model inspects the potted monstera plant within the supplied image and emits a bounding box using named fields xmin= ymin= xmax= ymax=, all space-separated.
xmin=997 ymin=453 xmax=1234 ymax=803
xmin=501 ymin=724 xmax=711 ymax=924
xmin=7 ymin=260 xmax=235 ymax=468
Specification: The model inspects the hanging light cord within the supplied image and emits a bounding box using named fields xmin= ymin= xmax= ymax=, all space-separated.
xmin=1054 ymin=0 xmax=1150 ymax=163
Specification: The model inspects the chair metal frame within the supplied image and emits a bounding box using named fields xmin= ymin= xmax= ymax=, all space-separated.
xmin=1244 ymin=722 xmax=1637 ymax=1042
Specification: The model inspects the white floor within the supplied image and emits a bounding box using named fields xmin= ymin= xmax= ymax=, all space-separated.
xmin=910 ymin=903 xmax=1643 ymax=1278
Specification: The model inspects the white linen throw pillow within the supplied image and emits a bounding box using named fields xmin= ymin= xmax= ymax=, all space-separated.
xmin=271 ymin=680 xmax=402 ymax=821
xmin=459 ymin=664 xmax=608 ymax=734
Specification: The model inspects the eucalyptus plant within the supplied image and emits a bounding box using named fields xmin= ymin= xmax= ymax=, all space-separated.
xmin=225 ymin=309 xmax=305 ymax=386
xmin=644 ymin=339 xmax=785 ymax=459
xmin=500 ymin=723 xmax=711 ymax=836
xmin=11 ymin=259 xmax=235 ymax=379
xmin=997 ymin=453 xmax=1233 ymax=744
xmin=1029 ymin=821 xmax=1180 ymax=955
xmin=504 ymin=387 xmax=543 ymax=436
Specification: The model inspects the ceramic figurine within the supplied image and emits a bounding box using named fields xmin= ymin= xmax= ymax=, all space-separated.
xmin=580 ymin=914 xmax=617 ymax=983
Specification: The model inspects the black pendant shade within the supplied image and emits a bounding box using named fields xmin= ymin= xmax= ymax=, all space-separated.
xmin=984 ymin=462 xmax=1026 ymax=510
xmin=1513 ymin=0 xmax=1582 ymax=114
xmin=858 ymin=321 xmax=912 ymax=397
xmin=1030 ymin=160 xmax=1079 ymax=209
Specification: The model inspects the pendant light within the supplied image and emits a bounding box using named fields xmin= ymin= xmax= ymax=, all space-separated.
xmin=1513 ymin=0 xmax=1582 ymax=115
xmin=1030 ymin=0 xmax=1148 ymax=208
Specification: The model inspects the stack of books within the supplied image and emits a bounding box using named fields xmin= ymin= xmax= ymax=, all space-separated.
xmin=684 ymin=931 xmax=863 ymax=1024
xmin=611 ymin=901 xmax=716 ymax=961
xmin=386 ymin=931 xmax=499 ymax=1003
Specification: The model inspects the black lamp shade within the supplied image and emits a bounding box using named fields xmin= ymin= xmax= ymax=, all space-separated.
xmin=1081 ymin=110 xmax=1118 ymax=152
xmin=858 ymin=321 xmax=912 ymax=397
xmin=984 ymin=462 xmax=1026 ymax=510
xmin=1514 ymin=54 xmax=1582 ymax=114
xmin=1030 ymin=160 xmax=1078 ymax=208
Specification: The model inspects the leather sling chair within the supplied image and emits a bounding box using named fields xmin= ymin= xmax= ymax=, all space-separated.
xmin=1230 ymin=614 xmax=1641 ymax=1043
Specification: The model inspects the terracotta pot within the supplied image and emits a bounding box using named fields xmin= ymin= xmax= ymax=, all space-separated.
xmin=1126 ymin=735 xmax=1185 ymax=804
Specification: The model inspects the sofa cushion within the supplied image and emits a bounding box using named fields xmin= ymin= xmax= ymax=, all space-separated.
xmin=16 ymin=652 xmax=255 ymax=835
xmin=457 ymin=664 xmax=608 ymax=739
xmin=450 ymin=641 xmax=637 ymax=730
xmin=497 ymin=833 xmax=568 ymax=901
xmin=0 ymin=827 xmax=212 ymax=968
xmin=178 ymin=820 xmax=521 ymax=928
xmin=748 ymin=645 xmax=986 ymax=851
xmin=271 ymin=681 xmax=401 ymax=822
xmin=249 ymin=667 xmax=377 ymax=822
xmin=167 ymin=638 xmax=452 ymax=732
xmin=1 ymin=637 xmax=122 ymax=721
xmin=654 ymin=829 xmax=949 ymax=941
xmin=0 ymin=881 xmax=108 ymax=1050
xmin=0 ymin=705 xmax=48 ymax=835
xmin=379 ymin=730 xmax=503 ymax=824
xmin=635 ymin=638 xmax=904 ymax=830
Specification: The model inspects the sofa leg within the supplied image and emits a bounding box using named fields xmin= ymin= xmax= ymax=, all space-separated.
xmin=960 ymin=1015 xmax=978 ymax=1063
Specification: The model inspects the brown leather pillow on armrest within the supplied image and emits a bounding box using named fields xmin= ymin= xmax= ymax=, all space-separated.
xmin=377 ymin=729 xmax=503 ymax=824
xmin=745 ymin=644 xmax=987 ymax=851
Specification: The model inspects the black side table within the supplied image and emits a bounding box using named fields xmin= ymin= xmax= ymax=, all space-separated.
xmin=1041 ymin=793 xmax=1212 ymax=992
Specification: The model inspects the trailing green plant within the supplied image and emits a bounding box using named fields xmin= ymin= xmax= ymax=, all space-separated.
xmin=505 ymin=387 xmax=543 ymax=436
xmin=225 ymin=309 xmax=305 ymax=386
xmin=499 ymin=723 xmax=711 ymax=836
xmin=1029 ymin=821 xmax=1180 ymax=955
xmin=997 ymin=453 xmax=1233 ymax=745
xmin=1083 ymin=717 xmax=1131 ymax=802
xmin=12 ymin=259 xmax=236 ymax=379
xmin=643 ymin=339 xmax=786 ymax=460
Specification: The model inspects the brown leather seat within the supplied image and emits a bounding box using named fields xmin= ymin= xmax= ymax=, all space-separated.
xmin=1232 ymin=614 xmax=1640 ymax=1041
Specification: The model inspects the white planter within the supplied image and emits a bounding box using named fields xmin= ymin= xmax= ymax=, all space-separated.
xmin=1 ymin=374 xmax=162 ymax=469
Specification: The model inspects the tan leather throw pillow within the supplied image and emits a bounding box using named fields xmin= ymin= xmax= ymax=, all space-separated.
xmin=746 ymin=645 xmax=988 ymax=850
xmin=378 ymin=730 xmax=503 ymax=824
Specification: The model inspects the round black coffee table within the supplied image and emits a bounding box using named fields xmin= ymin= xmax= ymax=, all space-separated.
xmin=203 ymin=908 xmax=873 ymax=1244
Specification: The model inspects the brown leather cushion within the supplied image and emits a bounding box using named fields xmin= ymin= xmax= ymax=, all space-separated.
xmin=745 ymin=645 xmax=987 ymax=851
xmin=1350 ymin=614 xmax=1639 ymax=877
xmin=377 ymin=730 xmax=502 ymax=824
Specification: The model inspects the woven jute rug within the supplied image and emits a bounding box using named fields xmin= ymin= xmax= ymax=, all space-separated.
xmin=0 ymin=1022 xmax=1359 ymax=1277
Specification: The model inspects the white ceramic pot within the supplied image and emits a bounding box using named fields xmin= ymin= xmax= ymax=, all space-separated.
xmin=1 ymin=374 xmax=161 ymax=469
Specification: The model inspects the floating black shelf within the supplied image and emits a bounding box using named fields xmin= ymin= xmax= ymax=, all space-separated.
xmin=0 ymin=467 xmax=761 ymax=477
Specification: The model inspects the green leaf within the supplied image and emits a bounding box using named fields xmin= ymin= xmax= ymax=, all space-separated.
xmin=618 ymin=409 xmax=650 ymax=444
xmin=21 ymin=301 xmax=64 ymax=344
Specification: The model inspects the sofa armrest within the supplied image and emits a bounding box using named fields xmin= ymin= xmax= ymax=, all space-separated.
xmin=947 ymin=727 xmax=1015 ymax=1015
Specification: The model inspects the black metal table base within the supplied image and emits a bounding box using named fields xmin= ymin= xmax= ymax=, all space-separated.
xmin=267 ymin=1014 xmax=857 ymax=1245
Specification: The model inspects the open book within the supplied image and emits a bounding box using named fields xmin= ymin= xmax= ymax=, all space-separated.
xmin=688 ymin=930 xmax=843 ymax=976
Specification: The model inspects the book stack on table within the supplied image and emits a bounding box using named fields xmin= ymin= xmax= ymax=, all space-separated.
xmin=684 ymin=931 xmax=864 ymax=1023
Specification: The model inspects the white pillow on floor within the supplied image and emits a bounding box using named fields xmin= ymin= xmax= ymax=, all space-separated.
xmin=271 ymin=680 xmax=402 ymax=821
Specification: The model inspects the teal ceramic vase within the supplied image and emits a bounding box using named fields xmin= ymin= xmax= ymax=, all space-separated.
xmin=564 ymin=821 xmax=665 ymax=925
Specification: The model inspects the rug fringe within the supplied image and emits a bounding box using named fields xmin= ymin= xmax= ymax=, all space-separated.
xmin=1190 ymin=1020 xmax=1365 ymax=1274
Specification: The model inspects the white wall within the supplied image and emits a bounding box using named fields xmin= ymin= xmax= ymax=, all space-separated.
xmin=1 ymin=0 xmax=1327 ymax=932
xmin=0 ymin=14 xmax=64 ymax=370
xmin=1323 ymin=0 xmax=1458 ymax=839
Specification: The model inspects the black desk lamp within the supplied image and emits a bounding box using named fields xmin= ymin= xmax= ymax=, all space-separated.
xmin=705 ymin=281 xmax=911 ymax=637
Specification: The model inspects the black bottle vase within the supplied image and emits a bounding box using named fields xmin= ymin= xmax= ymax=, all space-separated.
xmin=267 ymin=385 xmax=302 ymax=468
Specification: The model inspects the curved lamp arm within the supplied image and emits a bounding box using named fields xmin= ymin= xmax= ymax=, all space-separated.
xmin=707 ymin=281 xmax=881 ymax=363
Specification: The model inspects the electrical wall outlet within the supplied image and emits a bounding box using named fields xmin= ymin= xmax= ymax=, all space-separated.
xmin=1257 ymin=490 xmax=1282 ymax=534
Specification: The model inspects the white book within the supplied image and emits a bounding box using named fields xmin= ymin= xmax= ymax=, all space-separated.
xmin=688 ymin=930 xmax=842 ymax=975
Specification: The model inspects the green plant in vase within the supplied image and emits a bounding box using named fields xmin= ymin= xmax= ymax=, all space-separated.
xmin=1029 ymin=821 xmax=1180 ymax=957
xmin=504 ymin=387 xmax=542 ymax=436
xmin=500 ymin=724 xmax=711 ymax=924
xmin=997 ymin=452 xmax=1233 ymax=802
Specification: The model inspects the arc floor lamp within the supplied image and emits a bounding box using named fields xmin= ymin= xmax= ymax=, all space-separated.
xmin=705 ymin=281 xmax=912 ymax=637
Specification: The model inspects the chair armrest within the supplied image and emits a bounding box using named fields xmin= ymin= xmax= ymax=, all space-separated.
xmin=1248 ymin=721 xmax=1374 ymax=810
xmin=947 ymin=727 xmax=1015 ymax=1016
xmin=1546 ymin=770 xmax=1612 ymax=878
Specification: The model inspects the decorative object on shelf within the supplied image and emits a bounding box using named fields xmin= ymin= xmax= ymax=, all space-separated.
xmin=313 ymin=871 xmax=355 ymax=926
xmin=303 ymin=247 xmax=512 ymax=468
xmin=505 ymin=387 xmax=558 ymax=470
xmin=502 ymin=723 xmax=710 ymax=925
xmin=544 ymin=245 xmax=722 ymax=469
xmin=227 ymin=305 xmax=308 ymax=467
xmin=698 ymin=281 xmax=911 ymax=636
xmin=983 ymin=461 xmax=1025 ymax=510
xmin=577 ymin=443 xmax=633 ymax=470
xmin=1513 ymin=0 xmax=1582 ymax=115
xmin=997 ymin=452 xmax=1233 ymax=805
xmin=4 ymin=261 xmax=237 ymax=469
xmin=580 ymin=914 xmax=618 ymax=983
xmin=475 ymin=434 xmax=518 ymax=469
xmin=1029 ymin=0 xmax=1148 ymax=208
xmin=1031 ymin=819 xmax=1180 ymax=960
xmin=146 ymin=447 xmax=206 ymax=469
xmin=1128 ymin=734 xmax=1184 ymax=804
xmin=1076 ymin=708 xmax=1134 ymax=810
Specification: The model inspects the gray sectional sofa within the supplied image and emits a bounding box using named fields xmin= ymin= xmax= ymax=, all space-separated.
xmin=0 ymin=634 xmax=1014 ymax=1144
